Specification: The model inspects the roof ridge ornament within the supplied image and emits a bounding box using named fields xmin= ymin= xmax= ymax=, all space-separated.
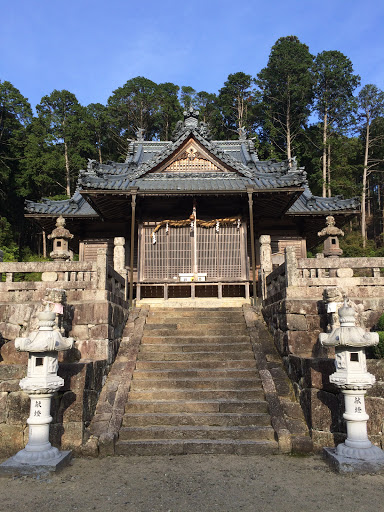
xmin=183 ymin=106 xmax=199 ymax=129
xmin=237 ymin=126 xmax=247 ymax=141
xmin=135 ymin=127 xmax=145 ymax=142
xmin=171 ymin=107 xmax=212 ymax=141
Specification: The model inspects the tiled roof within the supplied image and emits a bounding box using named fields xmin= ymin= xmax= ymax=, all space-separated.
xmin=287 ymin=187 xmax=360 ymax=214
xmin=24 ymin=113 xmax=359 ymax=217
xmin=25 ymin=190 xmax=97 ymax=216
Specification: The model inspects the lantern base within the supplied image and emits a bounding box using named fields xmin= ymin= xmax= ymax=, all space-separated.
xmin=323 ymin=446 xmax=384 ymax=474
xmin=0 ymin=450 xmax=71 ymax=476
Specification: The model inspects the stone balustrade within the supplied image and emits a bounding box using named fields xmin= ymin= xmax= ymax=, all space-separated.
xmin=0 ymin=251 xmax=126 ymax=303
xmin=265 ymin=249 xmax=384 ymax=305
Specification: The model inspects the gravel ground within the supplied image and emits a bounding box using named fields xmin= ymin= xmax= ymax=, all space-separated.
xmin=0 ymin=454 xmax=383 ymax=512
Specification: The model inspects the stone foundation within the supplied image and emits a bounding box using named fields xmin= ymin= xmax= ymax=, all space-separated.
xmin=0 ymin=296 xmax=128 ymax=365
xmin=0 ymin=360 xmax=108 ymax=456
xmin=262 ymin=297 xmax=384 ymax=450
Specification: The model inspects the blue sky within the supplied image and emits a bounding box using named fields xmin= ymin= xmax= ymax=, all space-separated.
xmin=2 ymin=0 xmax=384 ymax=109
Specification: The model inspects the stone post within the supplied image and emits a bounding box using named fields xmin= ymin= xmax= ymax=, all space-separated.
xmin=259 ymin=235 xmax=273 ymax=299
xmin=285 ymin=246 xmax=299 ymax=287
xmin=113 ymin=237 xmax=126 ymax=274
xmin=96 ymin=248 xmax=108 ymax=291
xmin=319 ymin=301 xmax=384 ymax=473
xmin=259 ymin=235 xmax=273 ymax=274
xmin=0 ymin=307 xmax=74 ymax=475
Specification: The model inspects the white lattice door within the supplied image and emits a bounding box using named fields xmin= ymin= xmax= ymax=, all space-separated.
xmin=140 ymin=223 xmax=246 ymax=281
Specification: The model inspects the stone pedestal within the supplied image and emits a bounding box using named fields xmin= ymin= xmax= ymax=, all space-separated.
xmin=320 ymin=301 xmax=384 ymax=473
xmin=323 ymin=447 xmax=384 ymax=474
xmin=0 ymin=308 xmax=74 ymax=476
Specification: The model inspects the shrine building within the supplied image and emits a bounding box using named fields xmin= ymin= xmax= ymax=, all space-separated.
xmin=25 ymin=108 xmax=359 ymax=304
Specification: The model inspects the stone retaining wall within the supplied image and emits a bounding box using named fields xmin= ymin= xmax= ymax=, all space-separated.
xmin=0 ymin=360 xmax=108 ymax=456
xmin=0 ymin=296 xmax=128 ymax=365
xmin=262 ymin=296 xmax=384 ymax=450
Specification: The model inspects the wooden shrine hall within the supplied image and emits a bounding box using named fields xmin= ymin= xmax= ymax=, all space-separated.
xmin=25 ymin=108 xmax=359 ymax=304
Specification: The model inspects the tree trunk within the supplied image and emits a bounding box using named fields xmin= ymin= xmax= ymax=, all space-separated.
xmin=362 ymin=118 xmax=370 ymax=247
xmin=98 ymin=134 xmax=102 ymax=164
xmin=64 ymin=140 xmax=71 ymax=197
xmin=286 ymin=85 xmax=292 ymax=163
xmin=327 ymin=143 xmax=331 ymax=197
xmin=322 ymin=111 xmax=328 ymax=197
xmin=165 ymin=118 xmax=169 ymax=141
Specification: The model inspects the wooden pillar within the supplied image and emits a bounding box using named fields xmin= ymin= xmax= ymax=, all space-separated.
xmin=247 ymin=189 xmax=257 ymax=306
xmin=42 ymin=229 xmax=47 ymax=258
xmin=129 ymin=192 xmax=137 ymax=309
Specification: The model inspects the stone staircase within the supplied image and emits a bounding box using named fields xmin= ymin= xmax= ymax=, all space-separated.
xmin=115 ymin=308 xmax=279 ymax=455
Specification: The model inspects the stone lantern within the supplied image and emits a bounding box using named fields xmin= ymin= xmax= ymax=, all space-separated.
xmin=0 ymin=307 xmax=74 ymax=474
xmin=48 ymin=216 xmax=73 ymax=261
xmin=318 ymin=215 xmax=344 ymax=258
xmin=319 ymin=300 xmax=384 ymax=473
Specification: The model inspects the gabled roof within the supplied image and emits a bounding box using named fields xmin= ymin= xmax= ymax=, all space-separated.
xmin=24 ymin=108 xmax=359 ymax=219
xmin=77 ymin=125 xmax=307 ymax=193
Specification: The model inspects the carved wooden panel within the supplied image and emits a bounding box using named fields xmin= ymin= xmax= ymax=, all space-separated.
xmin=156 ymin=140 xmax=229 ymax=174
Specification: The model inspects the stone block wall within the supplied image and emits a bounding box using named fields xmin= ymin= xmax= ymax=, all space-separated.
xmin=262 ymin=297 xmax=384 ymax=450
xmin=0 ymin=360 xmax=108 ymax=456
xmin=0 ymin=297 xmax=128 ymax=365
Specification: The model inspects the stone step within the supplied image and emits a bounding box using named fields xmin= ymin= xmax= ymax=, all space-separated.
xmin=148 ymin=308 xmax=243 ymax=315
xmin=115 ymin=439 xmax=279 ymax=456
xmin=144 ymin=325 xmax=248 ymax=335
xmin=119 ymin=425 xmax=275 ymax=441
xmin=125 ymin=400 xmax=269 ymax=414
xmin=146 ymin=315 xmax=245 ymax=325
xmin=137 ymin=351 xmax=255 ymax=361
xmin=130 ymin=378 xmax=261 ymax=391
xmin=128 ymin=389 xmax=265 ymax=401
xmin=139 ymin=343 xmax=251 ymax=354
xmin=122 ymin=412 xmax=272 ymax=427
xmin=132 ymin=369 xmax=258 ymax=380
xmin=141 ymin=335 xmax=250 ymax=344
xmin=135 ymin=360 xmax=258 ymax=370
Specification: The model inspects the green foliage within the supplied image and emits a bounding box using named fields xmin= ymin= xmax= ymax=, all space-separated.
xmin=372 ymin=332 xmax=384 ymax=359
xmin=180 ymin=86 xmax=197 ymax=110
xmin=314 ymin=50 xmax=360 ymax=133
xmin=85 ymin=102 xmax=115 ymax=163
xmin=108 ymin=77 xmax=160 ymax=156
xmin=12 ymin=249 xmax=50 ymax=282
xmin=376 ymin=314 xmax=384 ymax=331
xmin=256 ymin=36 xmax=314 ymax=159
xmin=156 ymin=83 xmax=183 ymax=140
xmin=339 ymin=231 xmax=381 ymax=257
xmin=217 ymin=72 xmax=257 ymax=138
xmin=36 ymin=90 xmax=92 ymax=195
xmin=0 ymin=216 xmax=19 ymax=261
